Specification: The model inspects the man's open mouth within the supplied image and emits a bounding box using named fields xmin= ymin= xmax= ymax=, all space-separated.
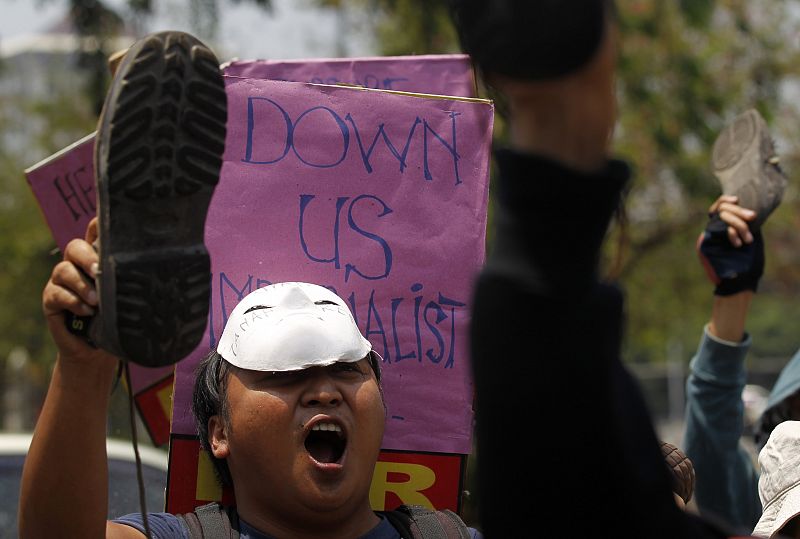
xmin=304 ymin=421 xmax=347 ymax=464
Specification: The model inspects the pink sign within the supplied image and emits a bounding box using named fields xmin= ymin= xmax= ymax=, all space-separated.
xmin=24 ymin=55 xmax=489 ymax=454
xmin=169 ymin=78 xmax=492 ymax=453
xmin=223 ymin=55 xmax=476 ymax=97
xmin=25 ymin=134 xmax=96 ymax=252
xmin=26 ymin=55 xmax=476 ymax=403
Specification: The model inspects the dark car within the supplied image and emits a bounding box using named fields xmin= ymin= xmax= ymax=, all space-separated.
xmin=0 ymin=434 xmax=167 ymax=538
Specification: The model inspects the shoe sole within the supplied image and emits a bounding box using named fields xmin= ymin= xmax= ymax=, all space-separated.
xmin=711 ymin=109 xmax=786 ymax=228
xmin=95 ymin=31 xmax=227 ymax=366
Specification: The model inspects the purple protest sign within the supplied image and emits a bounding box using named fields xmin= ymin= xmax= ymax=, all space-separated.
xmin=25 ymin=54 xmax=475 ymax=404
xmin=223 ymin=55 xmax=476 ymax=97
xmin=169 ymin=78 xmax=492 ymax=454
xmin=25 ymin=133 xmax=96 ymax=252
xmin=25 ymin=55 xmax=488 ymax=454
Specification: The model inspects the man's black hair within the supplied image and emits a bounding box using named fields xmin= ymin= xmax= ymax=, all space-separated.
xmin=193 ymin=350 xmax=235 ymax=486
xmin=451 ymin=0 xmax=615 ymax=81
xmin=192 ymin=349 xmax=383 ymax=487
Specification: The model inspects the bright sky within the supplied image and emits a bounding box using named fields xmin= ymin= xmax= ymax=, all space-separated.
xmin=0 ymin=0 xmax=374 ymax=61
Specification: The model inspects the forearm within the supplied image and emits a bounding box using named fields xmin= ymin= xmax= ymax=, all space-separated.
xmin=683 ymin=326 xmax=758 ymax=529
xmin=19 ymin=355 xmax=118 ymax=538
xmin=708 ymin=291 xmax=752 ymax=343
xmin=684 ymin=327 xmax=749 ymax=452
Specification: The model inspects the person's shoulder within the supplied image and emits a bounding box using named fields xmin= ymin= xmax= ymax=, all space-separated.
xmin=112 ymin=512 xmax=189 ymax=538
xmin=380 ymin=506 xmax=480 ymax=539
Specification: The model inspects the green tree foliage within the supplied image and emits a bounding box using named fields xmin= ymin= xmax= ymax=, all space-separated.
xmin=68 ymin=0 xmax=125 ymax=114
xmin=612 ymin=0 xmax=800 ymax=362
xmin=51 ymin=0 xmax=273 ymax=112
xmin=0 ymin=85 xmax=98 ymax=422
xmin=318 ymin=0 xmax=459 ymax=55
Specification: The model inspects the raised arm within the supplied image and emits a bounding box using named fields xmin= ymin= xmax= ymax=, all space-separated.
xmin=684 ymin=196 xmax=762 ymax=531
xmin=19 ymin=219 xmax=143 ymax=538
xmin=464 ymin=10 xmax=710 ymax=535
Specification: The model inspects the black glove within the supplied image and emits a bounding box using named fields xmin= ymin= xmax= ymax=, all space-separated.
xmin=697 ymin=214 xmax=764 ymax=296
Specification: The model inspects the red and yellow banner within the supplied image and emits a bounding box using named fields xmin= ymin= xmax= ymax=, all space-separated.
xmin=133 ymin=374 xmax=175 ymax=447
xmin=166 ymin=435 xmax=464 ymax=515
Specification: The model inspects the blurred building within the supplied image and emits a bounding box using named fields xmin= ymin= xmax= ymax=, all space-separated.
xmin=0 ymin=14 xmax=133 ymax=161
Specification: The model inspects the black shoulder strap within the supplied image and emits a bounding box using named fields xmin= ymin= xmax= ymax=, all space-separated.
xmin=176 ymin=502 xmax=240 ymax=539
xmin=381 ymin=505 xmax=471 ymax=539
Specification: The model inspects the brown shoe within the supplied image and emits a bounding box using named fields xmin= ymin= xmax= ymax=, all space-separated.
xmin=711 ymin=109 xmax=787 ymax=228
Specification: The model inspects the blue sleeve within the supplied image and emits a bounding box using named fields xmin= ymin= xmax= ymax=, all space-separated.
xmin=683 ymin=326 xmax=761 ymax=532
xmin=469 ymin=527 xmax=483 ymax=539
xmin=113 ymin=512 xmax=190 ymax=538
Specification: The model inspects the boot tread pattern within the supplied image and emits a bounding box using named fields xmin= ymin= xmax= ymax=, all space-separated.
xmin=106 ymin=33 xmax=226 ymax=203
xmin=97 ymin=31 xmax=226 ymax=366
xmin=116 ymin=255 xmax=211 ymax=365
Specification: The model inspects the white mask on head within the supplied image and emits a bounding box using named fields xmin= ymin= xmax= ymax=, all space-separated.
xmin=216 ymin=282 xmax=372 ymax=372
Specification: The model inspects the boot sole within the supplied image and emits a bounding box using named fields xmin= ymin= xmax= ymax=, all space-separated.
xmin=95 ymin=31 xmax=226 ymax=366
xmin=711 ymin=109 xmax=786 ymax=228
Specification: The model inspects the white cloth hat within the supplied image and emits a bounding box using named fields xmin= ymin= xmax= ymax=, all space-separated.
xmin=217 ymin=282 xmax=372 ymax=371
xmin=753 ymin=421 xmax=800 ymax=538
